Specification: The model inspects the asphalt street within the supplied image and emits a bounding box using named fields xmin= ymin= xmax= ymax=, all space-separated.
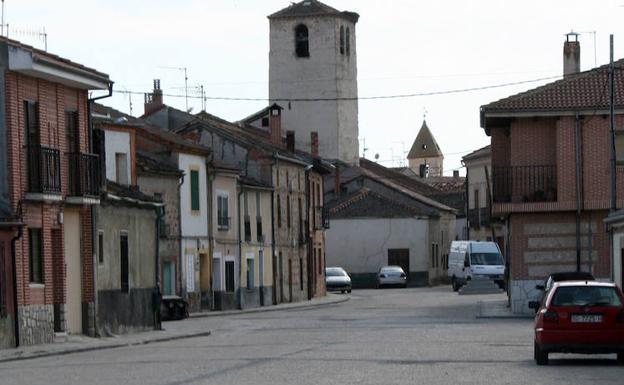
xmin=1 ymin=287 xmax=623 ymax=385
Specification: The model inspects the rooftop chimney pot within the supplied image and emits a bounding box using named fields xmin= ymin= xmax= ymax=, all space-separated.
xmin=563 ymin=31 xmax=581 ymax=77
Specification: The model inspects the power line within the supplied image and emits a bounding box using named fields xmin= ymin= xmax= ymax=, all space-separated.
xmin=114 ymin=74 xmax=562 ymax=102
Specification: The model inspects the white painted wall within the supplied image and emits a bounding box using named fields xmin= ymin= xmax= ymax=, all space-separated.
xmin=325 ymin=218 xmax=429 ymax=273
xmin=104 ymin=130 xmax=131 ymax=184
xmin=269 ymin=15 xmax=359 ymax=164
xmin=178 ymin=153 xmax=208 ymax=237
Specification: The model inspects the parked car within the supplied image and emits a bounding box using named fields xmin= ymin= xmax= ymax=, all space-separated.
xmin=532 ymin=281 xmax=624 ymax=365
xmin=447 ymin=240 xmax=505 ymax=292
xmin=376 ymin=266 xmax=407 ymax=288
xmin=529 ymin=271 xmax=595 ymax=313
xmin=325 ymin=267 xmax=352 ymax=293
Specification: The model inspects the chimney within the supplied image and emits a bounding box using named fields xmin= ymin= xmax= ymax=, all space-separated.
xmin=144 ymin=79 xmax=164 ymax=115
xmin=453 ymin=170 xmax=459 ymax=178
xmin=286 ymin=130 xmax=295 ymax=152
xmin=311 ymin=131 xmax=319 ymax=156
xmin=563 ymin=31 xmax=580 ymax=77
xmin=269 ymin=103 xmax=283 ymax=146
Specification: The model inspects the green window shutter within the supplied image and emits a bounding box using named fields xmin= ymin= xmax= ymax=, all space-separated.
xmin=190 ymin=170 xmax=200 ymax=211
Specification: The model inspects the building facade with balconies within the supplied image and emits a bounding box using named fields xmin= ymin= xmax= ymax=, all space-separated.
xmin=481 ymin=36 xmax=623 ymax=313
xmin=0 ymin=38 xmax=110 ymax=346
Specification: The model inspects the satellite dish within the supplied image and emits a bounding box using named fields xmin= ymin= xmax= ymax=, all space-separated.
xmin=374 ymin=153 xmax=379 ymax=160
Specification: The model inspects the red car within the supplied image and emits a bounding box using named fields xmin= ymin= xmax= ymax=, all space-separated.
xmin=533 ymin=281 xmax=624 ymax=365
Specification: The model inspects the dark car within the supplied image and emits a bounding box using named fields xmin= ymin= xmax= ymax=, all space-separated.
xmin=529 ymin=271 xmax=595 ymax=312
xmin=533 ymin=281 xmax=624 ymax=365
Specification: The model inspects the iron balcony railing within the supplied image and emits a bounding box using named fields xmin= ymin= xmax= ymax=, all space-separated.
xmin=27 ymin=145 xmax=61 ymax=194
xmin=67 ymin=152 xmax=101 ymax=197
xmin=468 ymin=207 xmax=491 ymax=229
xmin=493 ymin=165 xmax=557 ymax=203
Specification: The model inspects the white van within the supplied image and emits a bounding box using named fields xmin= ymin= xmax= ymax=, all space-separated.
xmin=447 ymin=241 xmax=505 ymax=291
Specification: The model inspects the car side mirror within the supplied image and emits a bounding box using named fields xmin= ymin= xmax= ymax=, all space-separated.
xmin=535 ymin=284 xmax=545 ymax=291
xmin=528 ymin=301 xmax=540 ymax=310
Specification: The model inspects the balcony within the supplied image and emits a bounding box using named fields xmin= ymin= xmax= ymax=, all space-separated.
xmin=26 ymin=145 xmax=61 ymax=200
xmin=468 ymin=207 xmax=491 ymax=229
xmin=493 ymin=165 xmax=557 ymax=203
xmin=313 ymin=206 xmax=330 ymax=230
xmin=67 ymin=152 xmax=101 ymax=203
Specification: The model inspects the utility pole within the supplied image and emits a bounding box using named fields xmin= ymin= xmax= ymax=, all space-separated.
xmin=610 ymin=34 xmax=616 ymax=213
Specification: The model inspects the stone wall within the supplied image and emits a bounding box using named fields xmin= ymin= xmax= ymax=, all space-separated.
xmin=510 ymin=279 xmax=542 ymax=315
xmin=18 ymin=304 xmax=54 ymax=346
xmin=0 ymin=315 xmax=15 ymax=348
xmin=97 ymin=288 xmax=154 ymax=336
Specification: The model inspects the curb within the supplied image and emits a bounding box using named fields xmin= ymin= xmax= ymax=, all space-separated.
xmin=189 ymin=295 xmax=350 ymax=319
xmin=475 ymin=301 xmax=534 ymax=320
xmin=0 ymin=330 xmax=212 ymax=364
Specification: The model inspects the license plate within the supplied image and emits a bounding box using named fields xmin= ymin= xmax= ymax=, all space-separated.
xmin=571 ymin=314 xmax=603 ymax=323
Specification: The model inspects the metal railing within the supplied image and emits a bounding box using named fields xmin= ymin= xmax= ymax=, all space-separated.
xmin=468 ymin=207 xmax=491 ymax=228
xmin=67 ymin=152 xmax=101 ymax=197
xmin=217 ymin=216 xmax=231 ymax=231
xmin=493 ymin=165 xmax=557 ymax=203
xmin=27 ymin=145 xmax=61 ymax=194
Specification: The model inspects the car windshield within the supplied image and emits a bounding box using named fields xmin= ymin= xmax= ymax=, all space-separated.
xmin=325 ymin=268 xmax=346 ymax=277
xmin=551 ymin=286 xmax=623 ymax=307
xmin=381 ymin=267 xmax=403 ymax=273
xmin=470 ymin=253 xmax=503 ymax=265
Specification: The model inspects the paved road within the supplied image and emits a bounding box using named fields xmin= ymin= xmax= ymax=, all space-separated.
xmin=1 ymin=287 xmax=623 ymax=385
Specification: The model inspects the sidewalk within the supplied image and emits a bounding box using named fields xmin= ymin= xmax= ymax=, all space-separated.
xmin=476 ymin=298 xmax=533 ymax=319
xmin=0 ymin=294 xmax=348 ymax=363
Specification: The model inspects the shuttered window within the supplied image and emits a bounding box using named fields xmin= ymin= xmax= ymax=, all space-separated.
xmin=120 ymin=232 xmax=129 ymax=293
xmin=190 ymin=169 xmax=200 ymax=211
xmin=29 ymin=228 xmax=43 ymax=283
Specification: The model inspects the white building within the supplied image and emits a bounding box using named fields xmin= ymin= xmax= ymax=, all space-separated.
xmin=268 ymin=0 xmax=360 ymax=165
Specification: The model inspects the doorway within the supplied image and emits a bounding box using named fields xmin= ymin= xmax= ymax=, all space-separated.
xmin=388 ymin=249 xmax=410 ymax=277
xmin=163 ymin=261 xmax=175 ymax=296
xmin=63 ymin=210 xmax=82 ymax=334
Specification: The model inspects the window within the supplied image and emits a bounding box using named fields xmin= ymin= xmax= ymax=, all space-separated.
xmin=287 ymin=195 xmax=291 ymax=228
xmin=190 ymin=169 xmax=200 ymax=211
xmin=218 ymin=195 xmax=229 ymax=230
xmin=295 ymin=24 xmax=309 ymax=58
xmin=29 ymin=228 xmax=43 ymax=283
xmin=346 ymin=27 xmax=351 ymax=56
xmin=299 ymin=257 xmax=304 ymax=291
xmin=244 ymin=192 xmax=251 ymax=241
xmin=339 ymin=25 xmax=345 ymax=54
xmin=115 ymin=153 xmax=129 ymax=185
xmin=256 ymin=192 xmax=263 ymax=242
xmin=616 ymin=132 xmax=624 ymax=164
xmin=246 ymin=258 xmax=255 ymax=289
xmin=65 ymin=110 xmax=79 ymax=153
xmin=225 ymin=260 xmax=235 ymax=292
xmin=261 ymin=117 xmax=269 ymax=127
xmin=98 ymin=231 xmax=104 ymax=264
xmin=24 ymin=101 xmax=40 ymax=147
xmin=120 ymin=232 xmax=129 ymax=293
xmin=0 ymin=241 xmax=5 ymax=316
xmin=277 ymin=194 xmax=282 ymax=228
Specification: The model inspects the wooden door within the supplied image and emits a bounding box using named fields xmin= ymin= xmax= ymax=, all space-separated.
xmin=64 ymin=210 xmax=82 ymax=334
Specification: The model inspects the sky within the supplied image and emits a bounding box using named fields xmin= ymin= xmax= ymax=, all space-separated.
xmin=6 ymin=0 xmax=624 ymax=175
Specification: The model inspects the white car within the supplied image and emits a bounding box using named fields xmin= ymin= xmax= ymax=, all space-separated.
xmin=325 ymin=267 xmax=352 ymax=293
xmin=376 ymin=266 xmax=407 ymax=288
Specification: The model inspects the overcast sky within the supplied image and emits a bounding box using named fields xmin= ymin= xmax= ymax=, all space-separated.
xmin=7 ymin=0 xmax=624 ymax=174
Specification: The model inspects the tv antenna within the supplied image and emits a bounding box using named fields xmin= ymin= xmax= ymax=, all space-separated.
xmin=160 ymin=66 xmax=189 ymax=111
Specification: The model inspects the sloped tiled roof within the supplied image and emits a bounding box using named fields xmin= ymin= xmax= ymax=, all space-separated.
xmin=268 ymin=0 xmax=359 ymax=23
xmin=421 ymin=175 xmax=465 ymax=193
xmin=328 ymin=188 xmax=433 ymax=219
xmin=481 ymin=60 xmax=624 ymax=115
xmin=136 ymin=150 xmax=182 ymax=177
xmin=359 ymin=158 xmax=441 ymax=196
xmin=462 ymin=145 xmax=490 ymax=162
xmin=407 ymin=120 xmax=443 ymax=159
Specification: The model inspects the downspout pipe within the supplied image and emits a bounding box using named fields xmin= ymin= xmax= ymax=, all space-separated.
xmin=10 ymin=225 xmax=23 ymax=347
xmin=574 ymin=111 xmax=583 ymax=272
xmin=237 ymin=187 xmax=244 ymax=310
xmin=87 ymin=81 xmax=113 ymax=337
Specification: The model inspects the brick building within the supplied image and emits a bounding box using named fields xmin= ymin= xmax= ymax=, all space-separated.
xmin=480 ymin=35 xmax=624 ymax=313
xmin=0 ymin=38 xmax=110 ymax=346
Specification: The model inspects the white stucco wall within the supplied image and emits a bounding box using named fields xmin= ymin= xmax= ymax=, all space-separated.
xmin=325 ymin=218 xmax=429 ymax=274
xmin=178 ymin=153 xmax=208 ymax=237
xmin=104 ymin=130 xmax=131 ymax=184
xmin=269 ymin=15 xmax=359 ymax=164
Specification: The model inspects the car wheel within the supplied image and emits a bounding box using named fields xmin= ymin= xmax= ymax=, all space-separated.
xmin=341 ymin=290 xmax=345 ymax=294
xmin=347 ymin=289 xmax=352 ymax=293
xmin=534 ymin=342 xmax=548 ymax=366
xmin=617 ymin=352 xmax=624 ymax=364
